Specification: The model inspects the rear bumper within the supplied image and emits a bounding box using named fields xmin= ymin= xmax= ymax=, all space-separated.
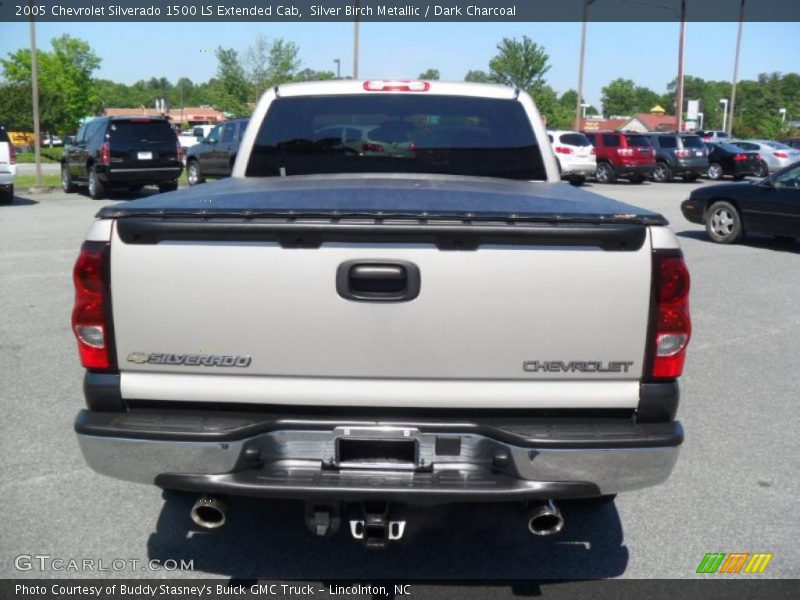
xmin=673 ymin=158 xmax=709 ymax=174
xmin=99 ymin=166 xmax=182 ymax=185
xmin=613 ymin=164 xmax=655 ymax=178
xmin=0 ymin=170 xmax=15 ymax=186
xmin=75 ymin=407 xmax=682 ymax=503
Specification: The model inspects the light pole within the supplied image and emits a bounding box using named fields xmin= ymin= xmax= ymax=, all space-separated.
xmin=779 ymin=108 xmax=787 ymax=123
xmin=353 ymin=0 xmax=360 ymax=79
xmin=675 ymin=0 xmax=687 ymax=133
xmin=334 ymin=58 xmax=341 ymax=79
xmin=719 ymin=99 xmax=729 ymax=132
xmin=698 ymin=112 xmax=704 ymax=131
xmin=574 ymin=0 xmax=595 ymax=131
xmin=28 ymin=1 xmax=44 ymax=191
xmin=581 ymin=103 xmax=589 ymax=118
xmin=728 ymin=0 xmax=745 ymax=135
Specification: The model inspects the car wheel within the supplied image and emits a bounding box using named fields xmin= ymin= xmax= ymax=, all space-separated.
xmin=61 ymin=163 xmax=77 ymax=193
xmin=87 ymin=167 xmax=105 ymax=200
xmin=755 ymin=161 xmax=768 ymax=178
xmin=653 ymin=162 xmax=672 ymax=183
xmin=629 ymin=175 xmax=646 ymax=184
xmin=187 ymin=160 xmax=204 ymax=186
xmin=706 ymin=200 xmax=743 ymax=244
xmin=595 ymin=163 xmax=615 ymax=184
xmin=158 ymin=180 xmax=179 ymax=193
xmin=568 ymin=175 xmax=585 ymax=186
xmin=707 ymin=162 xmax=724 ymax=180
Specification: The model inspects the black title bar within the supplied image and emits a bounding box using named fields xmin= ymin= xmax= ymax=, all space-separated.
xmin=2 ymin=0 xmax=798 ymax=22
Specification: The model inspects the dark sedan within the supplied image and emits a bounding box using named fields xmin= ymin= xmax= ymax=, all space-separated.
xmin=705 ymin=142 xmax=760 ymax=181
xmin=681 ymin=160 xmax=800 ymax=244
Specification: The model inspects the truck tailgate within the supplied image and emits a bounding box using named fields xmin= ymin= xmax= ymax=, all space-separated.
xmin=109 ymin=221 xmax=653 ymax=407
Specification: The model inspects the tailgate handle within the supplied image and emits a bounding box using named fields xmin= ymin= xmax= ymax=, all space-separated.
xmin=337 ymin=260 xmax=420 ymax=302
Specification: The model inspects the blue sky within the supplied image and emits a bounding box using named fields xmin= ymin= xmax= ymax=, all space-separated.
xmin=0 ymin=21 xmax=798 ymax=109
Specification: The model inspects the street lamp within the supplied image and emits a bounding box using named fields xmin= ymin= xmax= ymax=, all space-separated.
xmin=698 ymin=112 xmax=704 ymax=131
xmin=574 ymin=0 xmax=596 ymax=131
xmin=719 ymin=98 xmax=729 ymax=133
xmin=779 ymin=108 xmax=787 ymax=123
xmin=334 ymin=58 xmax=341 ymax=79
xmin=581 ymin=103 xmax=590 ymax=118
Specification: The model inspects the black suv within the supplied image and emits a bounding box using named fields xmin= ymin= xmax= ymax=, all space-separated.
xmin=185 ymin=118 xmax=249 ymax=186
xmin=61 ymin=116 xmax=183 ymax=199
xmin=647 ymin=133 xmax=709 ymax=182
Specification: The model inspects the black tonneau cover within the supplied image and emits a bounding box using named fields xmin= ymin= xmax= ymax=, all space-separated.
xmin=101 ymin=175 xmax=666 ymax=251
xmin=98 ymin=174 xmax=667 ymax=225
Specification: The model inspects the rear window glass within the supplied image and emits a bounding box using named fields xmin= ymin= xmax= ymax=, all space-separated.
xmin=682 ymin=136 xmax=704 ymax=148
xmin=718 ymin=143 xmax=747 ymax=153
xmin=559 ymin=133 xmax=591 ymax=147
xmin=624 ymin=135 xmax=652 ymax=147
xmin=247 ymin=95 xmax=545 ymax=181
xmin=658 ymin=136 xmax=677 ymax=149
xmin=765 ymin=141 xmax=792 ymax=150
xmin=109 ymin=121 xmax=176 ymax=144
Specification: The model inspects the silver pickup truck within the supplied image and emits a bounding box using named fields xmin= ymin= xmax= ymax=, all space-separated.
xmin=72 ymin=80 xmax=691 ymax=547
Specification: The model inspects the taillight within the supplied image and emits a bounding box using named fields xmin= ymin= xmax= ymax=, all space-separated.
xmin=648 ymin=251 xmax=691 ymax=380
xmin=362 ymin=142 xmax=384 ymax=153
xmin=590 ymin=147 xmax=596 ymax=155
xmin=774 ymin=151 xmax=788 ymax=158
xmin=733 ymin=153 xmax=748 ymax=161
xmin=177 ymin=142 xmax=185 ymax=163
xmin=555 ymin=146 xmax=574 ymax=155
xmin=9 ymin=144 xmax=16 ymax=165
xmin=100 ymin=142 xmax=110 ymax=166
xmin=363 ymin=80 xmax=430 ymax=92
xmin=72 ymin=241 xmax=115 ymax=371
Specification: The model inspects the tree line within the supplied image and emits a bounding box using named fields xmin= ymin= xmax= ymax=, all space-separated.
xmin=1 ymin=33 xmax=798 ymax=140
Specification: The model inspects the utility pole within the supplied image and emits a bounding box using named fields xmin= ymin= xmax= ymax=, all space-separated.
xmin=728 ymin=0 xmax=745 ymax=135
xmin=353 ymin=0 xmax=360 ymax=79
xmin=334 ymin=58 xmax=341 ymax=79
xmin=675 ymin=0 xmax=686 ymax=133
xmin=574 ymin=0 xmax=592 ymax=131
xmin=29 ymin=2 xmax=44 ymax=191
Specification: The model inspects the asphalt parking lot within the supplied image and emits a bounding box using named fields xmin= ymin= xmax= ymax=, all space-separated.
xmin=1 ymin=179 xmax=798 ymax=584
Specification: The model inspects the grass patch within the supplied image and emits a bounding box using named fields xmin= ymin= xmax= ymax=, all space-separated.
xmin=14 ymin=174 xmax=62 ymax=188
xmin=15 ymin=150 xmax=61 ymax=163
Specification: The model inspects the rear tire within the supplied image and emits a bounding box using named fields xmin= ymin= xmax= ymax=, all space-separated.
xmin=706 ymin=200 xmax=743 ymax=244
xmin=187 ymin=160 xmax=204 ymax=186
xmin=87 ymin=167 xmax=105 ymax=200
xmin=0 ymin=185 xmax=13 ymax=205
xmin=653 ymin=161 xmax=672 ymax=183
xmin=158 ymin=180 xmax=179 ymax=193
xmin=755 ymin=161 xmax=768 ymax=178
xmin=61 ymin=163 xmax=77 ymax=193
xmin=707 ymin=162 xmax=724 ymax=180
xmin=595 ymin=162 xmax=616 ymax=184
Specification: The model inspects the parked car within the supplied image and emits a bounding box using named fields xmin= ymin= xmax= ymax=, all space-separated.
xmin=185 ymin=118 xmax=249 ymax=185
xmin=178 ymin=124 xmax=215 ymax=152
xmin=647 ymin=133 xmax=709 ymax=182
xmin=780 ymin=137 xmax=800 ymax=150
xmin=583 ymin=131 xmax=655 ymax=184
xmin=698 ymin=130 xmax=731 ymax=144
xmin=704 ymin=142 xmax=760 ymax=181
xmin=61 ymin=116 xmax=183 ymax=199
xmin=72 ymin=80 xmax=689 ymax=545
xmin=0 ymin=124 xmax=17 ymax=204
xmin=547 ymin=130 xmax=596 ymax=185
xmin=41 ymin=133 xmax=64 ymax=147
xmin=682 ymin=159 xmax=800 ymax=243
xmin=732 ymin=140 xmax=800 ymax=176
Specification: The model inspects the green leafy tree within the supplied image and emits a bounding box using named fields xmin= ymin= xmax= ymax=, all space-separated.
xmin=418 ymin=68 xmax=440 ymax=80
xmin=0 ymin=82 xmax=35 ymax=130
xmin=601 ymin=78 xmax=662 ymax=117
xmin=244 ymin=34 xmax=301 ymax=102
xmin=212 ymin=47 xmax=250 ymax=116
xmin=293 ymin=69 xmax=335 ymax=82
xmin=2 ymin=35 xmax=101 ymax=134
xmin=464 ymin=69 xmax=491 ymax=83
xmin=488 ymin=36 xmax=550 ymax=93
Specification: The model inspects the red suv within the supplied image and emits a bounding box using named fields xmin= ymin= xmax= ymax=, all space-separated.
xmin=583 ymin=131 xmax=656 ymax=184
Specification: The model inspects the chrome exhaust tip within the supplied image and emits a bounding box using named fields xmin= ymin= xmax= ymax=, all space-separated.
xmin=527 ymin=500 xmax=564 ymax=536
xmin=190 ymin=496 xmax=227 ymax=529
